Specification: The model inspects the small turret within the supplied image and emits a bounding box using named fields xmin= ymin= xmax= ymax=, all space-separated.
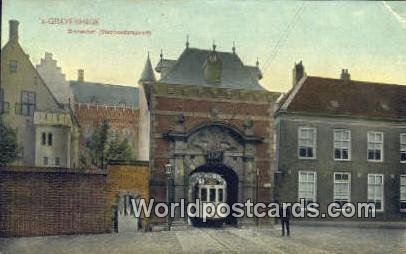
xmin=139 ymin=52 xmax=156 ymax=83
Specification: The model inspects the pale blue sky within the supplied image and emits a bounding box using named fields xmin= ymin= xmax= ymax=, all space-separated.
xmin=2 ymin=0 xmax=406 ymax=92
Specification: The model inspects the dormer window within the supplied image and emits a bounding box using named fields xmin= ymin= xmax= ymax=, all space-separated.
xmin=203 ymin=46 xmax=222 ymax=84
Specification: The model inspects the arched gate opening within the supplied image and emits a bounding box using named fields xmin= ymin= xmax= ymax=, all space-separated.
xmin=189 ymin=163 xmax=239 ymax=226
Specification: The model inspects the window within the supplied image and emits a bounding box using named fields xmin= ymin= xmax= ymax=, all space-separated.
xmin=334 ymin=173 xmax=351 ymax=208
xmin=41 ymin=132 xmax=46 ymax=145
xmin=367 ymin=132 xmax=383 ymax=162
xmin=209 ymin=188 xmax=216 ymax=202
xmin=401 ymin=175 xmax=406 ymax=212
xmin=43 ymin=157 xmax=48 ymax=166
xmin=218 ymin=189 xmax=224 ymax=202
xmin=298 ymin=171 xmax=317 ymax=206
xmin=201 ymin=188 xmax=207 ymax=202
xmin=334 ymin=129 xmax=351 ymax=160
xmin=9 ymin=60 xmax=17 ymax=73
xmin=401 ymin=134 xmax=406 ymax=163
xmin=298 ymin=127 xmax=316 ymax=159
xmin=55 ymin=157 xmax=60 ymax=166
xmin=0 ymin=88 xmax=9 ymax=114
xmin=368 ymin=174 xmax=384 ymax=212
xmin=48 ymin=133 xmax=53 ymax=146
xmin=20 ymin=91 xmax=36 ymax=116
xmin=0 ymin=89 xmax=3 ymax=108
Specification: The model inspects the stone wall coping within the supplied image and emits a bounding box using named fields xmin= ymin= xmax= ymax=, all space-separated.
xmin=0 ymin=166 xmax=107 ymax=175
xmin=107 ymin=160 xmax=150 ymax=166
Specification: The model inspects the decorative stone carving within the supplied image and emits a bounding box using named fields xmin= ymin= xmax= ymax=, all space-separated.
xmin=210 ymin=107 xmax=220 ymax=121
xmin=243 ymin=115 xmax=254 ymax=136
xmin=174 ymin=112 xmax=186 ymax=132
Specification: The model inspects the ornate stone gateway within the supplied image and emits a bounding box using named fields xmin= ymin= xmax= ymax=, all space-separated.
xmin=165 ymin=119 xmax=263 ymax=226
xmin=139 ymin=45 xmax=279 ymax=228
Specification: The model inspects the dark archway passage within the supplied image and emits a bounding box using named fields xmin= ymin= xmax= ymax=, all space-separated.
xmin=190 ymin=163 xmax=239 ymax=226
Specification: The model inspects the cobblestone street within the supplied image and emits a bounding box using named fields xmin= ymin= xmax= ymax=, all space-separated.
xmin=1 ymin=225 xmax=406 ymax=254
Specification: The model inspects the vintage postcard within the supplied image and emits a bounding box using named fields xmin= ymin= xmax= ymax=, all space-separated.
xmin=0 ymin=0 xmax=405 ymax=253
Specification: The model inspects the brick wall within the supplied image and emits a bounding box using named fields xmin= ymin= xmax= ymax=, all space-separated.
xmin=0 ymin=161 xmax=150 ymax=237
xmin=106 ymin=161 xmax=150 ymax=231
xmin=0 ymin=166 xmax=108 ymax=237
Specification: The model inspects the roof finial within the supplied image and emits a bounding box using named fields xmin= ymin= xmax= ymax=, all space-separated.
xmin=256 ymin=57 xmax=259 ymax=67
xmin=232 ymin=41 xmax=236 ymax=54
xmin=147 ymin=51 xmax=150 ymax=59
xmin=160 ymin=49 xmax=163 ymax=60
xmin=186 ymin=34 xmax=189 ymax=48
xmin=212 ymin=40 xmax=216 ymax=51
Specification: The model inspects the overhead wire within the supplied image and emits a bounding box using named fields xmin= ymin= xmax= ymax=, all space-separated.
xmin=261 ymin=2 xmax=306 ymax=73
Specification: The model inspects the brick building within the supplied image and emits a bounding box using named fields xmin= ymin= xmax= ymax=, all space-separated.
xmin=138 ymin=42 xmax=280 ymax=226
xmin=70 ymin=74 xmax=139 ymax=152
xmin=36 ymin=51 xmax=140 ymax=161
xmin=275 ymin=63 xmax=406 ymax=221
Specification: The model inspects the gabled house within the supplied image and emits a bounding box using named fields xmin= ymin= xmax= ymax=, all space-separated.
xmin=0 ymin=20 xmax=79 ymax=168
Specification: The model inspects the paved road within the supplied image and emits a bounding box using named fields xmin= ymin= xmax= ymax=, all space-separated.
xmin=1 ymin=225 xmax=406 ymax=254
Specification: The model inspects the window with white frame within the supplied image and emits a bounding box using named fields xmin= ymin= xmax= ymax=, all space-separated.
xmin=334 ymin=172 xmax=351 ymax=208
xmin=401 ymin=175 xmax=406 ymax=212
xmin=401 ymin=134 xmax=406 ymax=163
xmin=298 ymin=127 xmax=316 ymax=159
xmin=334 ymin=129 xmax=351 ymax=160
xmin=298 ymin=171 xmax=317 ymax=206
xmin=368 ymin=174 xmax=384 ymax=212
xmin=367 ymin=132 xmax=383 ymax=161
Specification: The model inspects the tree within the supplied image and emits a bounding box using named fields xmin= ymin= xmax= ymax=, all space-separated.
xmin=0 ymin=119 xmax=20 ymax=167
xmin=88 ymin=119 xmax=109 ymax=168
xmin=105 ymin=136 xmax=134 ymax=162
xmin=80 ymin=119 xmax=135 ymax=169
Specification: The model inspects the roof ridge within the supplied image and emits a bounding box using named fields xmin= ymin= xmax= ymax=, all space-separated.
xmin=307 ymin=75 xmax=406 ymax=87
xmin=70 ymin=80 xmax=138 ymax=88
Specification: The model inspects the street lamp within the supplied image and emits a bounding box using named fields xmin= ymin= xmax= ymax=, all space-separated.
xmin=165 ymin=162 xmax=173 ymax=231
xmin=256 ymin=168 xmax=260 ymax=226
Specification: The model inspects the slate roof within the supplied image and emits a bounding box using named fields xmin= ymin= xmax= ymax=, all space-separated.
xmin=245 ymin=66 xmax=263 ymax=80
xmin=155 ymin=59 xmax=176 ymax=72
xmin=278 ymin=76 xmax=406 ymax=120
xmin=70 ymin=81 xmax=139 ymax=107
xmin=157 ymin=48 xmax=265 ymax=91
xmin=139 ymin=55 xmax=156 ymax=82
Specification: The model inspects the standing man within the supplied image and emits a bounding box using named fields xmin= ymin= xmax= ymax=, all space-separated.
xmin=279 ymin=202 xmax=291 ymax=236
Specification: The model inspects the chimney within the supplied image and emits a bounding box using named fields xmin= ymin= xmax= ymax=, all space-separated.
xmin=9 ymin=20 xmax=19 ymax=42
xmin=340 ymin=69 xmax=351 ymax=81
xmin=77 ymin=69 xmax=84 ymax=82
xmin=292 ymin=61 xmax=305 ymax=87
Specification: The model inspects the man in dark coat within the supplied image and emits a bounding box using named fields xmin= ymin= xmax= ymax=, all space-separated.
xmin=279 ymin=203 xmax=291 ymax=236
